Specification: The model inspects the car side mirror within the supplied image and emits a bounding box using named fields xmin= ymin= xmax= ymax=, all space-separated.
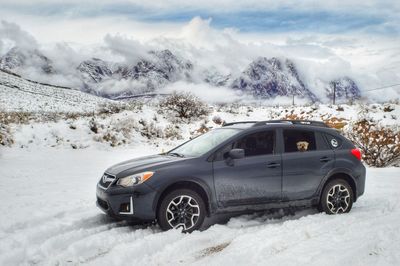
xmin=229 ymin=149 xmax=245 ymax=159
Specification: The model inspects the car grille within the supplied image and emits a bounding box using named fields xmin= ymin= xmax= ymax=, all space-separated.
xmin=98 ymin=173 xmax=116 ymax=190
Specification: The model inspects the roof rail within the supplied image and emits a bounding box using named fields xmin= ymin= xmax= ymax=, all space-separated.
xmin=253 ymin=120 xmax=329 ymax=127
xmin=222 ymin=121 xmax=258 ymax=127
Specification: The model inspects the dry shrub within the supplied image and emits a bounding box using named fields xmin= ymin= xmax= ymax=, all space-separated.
xmin=0 ymin=124 xmax=14 ymax=146
xmin=164 ymin=124 xmax=182 ymax=139
xmin=324 ymin=117 xmax=347 ymax=130
xmin=0 ymin=111 xmax=33 ymax=125
xmin=160 ymin=91 xmax=210 ymax=120
xmin=140 ymin=120 xmax=164 ymax=139
xmin=195 ymin=123 xmax=209 ymax=134
xmin=212 ymin=115 xmax=224 ymax=125
xmin=346 ymin=119 xmax=400 ymax=167
xmin=283 ymin=113 xmax=307 ymax=120
xmin=97 ymin=102 xmax=124 ymax=115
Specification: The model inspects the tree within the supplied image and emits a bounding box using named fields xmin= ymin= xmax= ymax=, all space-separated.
xmin=160 ymin=91 xmax=209 ymax=120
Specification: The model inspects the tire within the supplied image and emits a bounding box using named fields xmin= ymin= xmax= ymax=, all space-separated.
xmin=320 ymin=179 xmax=354 ymax=214
xmin=157 ymin=189 xmax=206 ymax=233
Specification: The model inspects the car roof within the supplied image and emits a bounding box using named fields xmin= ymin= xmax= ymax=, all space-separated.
xmin=221 ymin=120 xmax=340 ymax=134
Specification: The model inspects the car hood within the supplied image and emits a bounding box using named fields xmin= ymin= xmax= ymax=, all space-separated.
xmin=105 ymin=154 xmax=184 ymax=176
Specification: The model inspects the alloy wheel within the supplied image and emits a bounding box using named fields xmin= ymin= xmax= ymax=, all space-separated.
xmin=166 ymin=195 xmax=200 ymax=231
xmin=326 ymin=184 xmax=350 ymax=214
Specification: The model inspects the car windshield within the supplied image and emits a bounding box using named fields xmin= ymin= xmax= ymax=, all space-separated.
xmin=168 ymin=128 xmax=240 ymax=157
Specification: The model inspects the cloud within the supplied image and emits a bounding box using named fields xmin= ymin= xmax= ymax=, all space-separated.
xmin=160 ymin=81 xmax=244 ymax=103
xmin=0 ymin=0 xmax=399 ymax=36
xmin=0 ymin=20 xmax=38 ymax=51
xmin=103 ymin=34 xmax=150 ymax=64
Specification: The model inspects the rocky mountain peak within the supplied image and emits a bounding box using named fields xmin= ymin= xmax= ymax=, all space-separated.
xmin=232 ymin=57 xmax=317 ymax=101
xmin=0 ymin=46 xmax=54 ymax=74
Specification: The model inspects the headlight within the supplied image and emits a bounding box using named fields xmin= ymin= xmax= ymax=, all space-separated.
xmin=117 ymin=171 xmax=154 ymax=187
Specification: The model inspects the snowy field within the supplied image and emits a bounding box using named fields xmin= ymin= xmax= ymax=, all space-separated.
xmin=0 ymin=147 xmax=399 ymax=266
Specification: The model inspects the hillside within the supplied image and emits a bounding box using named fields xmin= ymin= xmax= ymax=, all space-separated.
xmin=0 ymin=69 xmax=111 ymax=113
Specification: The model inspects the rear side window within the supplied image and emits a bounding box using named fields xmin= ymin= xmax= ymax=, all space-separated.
xmin=324 ymin=134 xmax=342 ymax=149
xmin=284 ymin=129 xmax=316 ymax=152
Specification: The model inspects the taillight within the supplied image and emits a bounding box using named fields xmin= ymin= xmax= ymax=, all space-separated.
xmin=351 ymin=148 xmax=362 ymax=160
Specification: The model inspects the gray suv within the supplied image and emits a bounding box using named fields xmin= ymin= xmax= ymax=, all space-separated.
xmin=96 ymin=120 xmax=366 ymax=232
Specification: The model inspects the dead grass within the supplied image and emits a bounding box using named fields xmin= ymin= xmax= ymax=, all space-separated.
xmin=197 ymin=242 xmax=230 ymax=258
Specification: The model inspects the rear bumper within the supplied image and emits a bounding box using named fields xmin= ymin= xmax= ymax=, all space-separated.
xmin=96 ymin=184 xmax=158 ymax=221
xmin=355 ymin=164 xmax=367 ymax=199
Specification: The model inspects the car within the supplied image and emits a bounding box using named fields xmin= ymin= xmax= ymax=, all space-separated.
xmin=96 ymin=120 xmax=366 ymax=232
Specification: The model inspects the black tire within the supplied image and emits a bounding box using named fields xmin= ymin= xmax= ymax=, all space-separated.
xmin=157 ymin=189 xmax=206 ymax=233
xmin=320 ymin=179 xmax=354 ymax=214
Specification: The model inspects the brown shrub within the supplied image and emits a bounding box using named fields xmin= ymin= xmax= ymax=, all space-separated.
xmin=0 ymin=124 xmax=14 ymax=146
xmin=324 ymin=117 xmax=347 ymax=130
xmin=345 ymin=119 xmax=400 ymax=167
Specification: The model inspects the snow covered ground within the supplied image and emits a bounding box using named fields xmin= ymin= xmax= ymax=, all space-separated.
xmin=0 ymin=147 xmax=399 ymax=266
xmin=0 ymin=70 xmax=110 ymax=113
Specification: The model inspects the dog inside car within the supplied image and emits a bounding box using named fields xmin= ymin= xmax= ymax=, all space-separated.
xmin=297 ymin=141 xmax=309 ymax=152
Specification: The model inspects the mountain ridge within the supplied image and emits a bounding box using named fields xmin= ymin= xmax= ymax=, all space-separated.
xmin=0 ymin=46 xmax=361 ymax=102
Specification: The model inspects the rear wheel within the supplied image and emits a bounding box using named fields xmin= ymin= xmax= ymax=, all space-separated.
xmin=157 ymin=189 xmax=206 ymax=233
xmin=320 ymin=179 xmax=354 ymax=214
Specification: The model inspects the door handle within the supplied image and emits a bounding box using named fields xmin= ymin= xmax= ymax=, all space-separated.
xmin=267 ymin=162 xmax=280 ymax=168
xmin=320 ymin=156 xmax=331 ymax=162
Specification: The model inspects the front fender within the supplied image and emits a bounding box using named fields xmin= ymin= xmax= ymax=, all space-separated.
xmin=151 ymin=176 xmax=216 ymax=216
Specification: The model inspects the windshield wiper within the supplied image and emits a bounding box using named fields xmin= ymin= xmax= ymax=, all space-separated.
xmin=167 ymin=152 xmax=185 ymax=158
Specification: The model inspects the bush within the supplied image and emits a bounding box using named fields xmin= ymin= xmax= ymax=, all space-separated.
xmin=0 ymin=111 xmax=33 ymax=125
xmin=212 ymin=115 xmax=224 ymax=125
xmin=160 ymin=91 xmax=210 ymax=120
xmin=0 ymin=124 xmax=14 ymax=146
xmin=140 ymin=120 xmax=164 ymax=139
xmin=164 ymin=124 xmax=182 ymax=139
xmin=345 ymin=119 xmax=400 ymax=167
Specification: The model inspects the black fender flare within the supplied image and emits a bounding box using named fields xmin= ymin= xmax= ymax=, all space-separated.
xmin=152 ymin=176 xmax=215 ymax=215
xmin=316 ymin=167 xmax=358 ymax=201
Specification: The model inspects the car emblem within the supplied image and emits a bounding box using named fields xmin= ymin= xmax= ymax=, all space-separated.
xmin=102 ymin=174 xmax=114 ymax=183
xmin=331 ymin=139 xmax=338 ymax=148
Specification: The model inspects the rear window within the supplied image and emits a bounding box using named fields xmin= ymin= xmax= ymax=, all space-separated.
xmin=283 ymin=129 xmax=316 ymax=152
xmin=324 ymin=133 xmax=342 ymax=149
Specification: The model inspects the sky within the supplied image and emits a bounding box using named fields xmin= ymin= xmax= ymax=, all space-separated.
xmin=0 ymin=0 xmax=399 ymax=100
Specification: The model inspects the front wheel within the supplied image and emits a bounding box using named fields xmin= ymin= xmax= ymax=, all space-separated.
xmin=320 ymin=179 xmax=354 ymax=214
xmin=157 ymin=189 xmax=206 ymax=233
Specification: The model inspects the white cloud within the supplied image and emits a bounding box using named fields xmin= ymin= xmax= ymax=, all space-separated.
xmin=160 ymin=81 xmax=244 ymax=103
xmin=0 ymin=21 xmax=38 ymax=51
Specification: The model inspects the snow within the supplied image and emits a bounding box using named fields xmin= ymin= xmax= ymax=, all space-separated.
xmin=0 ymin=147 xmax=399 ymax=265
xmin=0 ymin=70 xmax=110 ymax=113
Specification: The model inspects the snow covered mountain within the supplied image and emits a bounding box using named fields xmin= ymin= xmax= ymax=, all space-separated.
xmin=0 ymin=46 xmax=54 ymax=74
xmin=0 ymin=46 xmax=363 ymax=102
xmin=77 ymin=58 xmax=113 ymax=83
xmin=328 ymin=77 xmax=361 ymax=101
xmin=77 ymin=49 xmax=192 ymax=98
xmin=231 ymin=57 xmax=317 ymax=101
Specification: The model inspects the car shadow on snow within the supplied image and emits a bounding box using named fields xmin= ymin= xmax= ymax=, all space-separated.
xmin=95 ymin=207 xmax=319 ymax=232
xmin=202 ymin=207 xmax=319 ymax=230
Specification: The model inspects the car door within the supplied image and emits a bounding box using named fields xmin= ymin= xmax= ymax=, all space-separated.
xmin=280 ymin=128 xmax=335 ymax=201
xmin=212 ymin=129 xmax=282 ymax=207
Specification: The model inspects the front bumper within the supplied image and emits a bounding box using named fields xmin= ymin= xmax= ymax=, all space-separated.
xmin=96 ymin=183 xmax=158 ymax=221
